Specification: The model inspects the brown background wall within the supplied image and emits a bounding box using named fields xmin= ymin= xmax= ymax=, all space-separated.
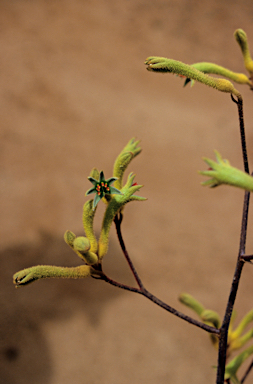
xmin=1 ymin=1 xmax=253 ymax=383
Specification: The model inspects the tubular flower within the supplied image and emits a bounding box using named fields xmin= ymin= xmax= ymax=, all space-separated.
xmin=145 ymin=56 xmax=241 ymax=98
xmin=199 ymin=150 xmax=253 ymax=191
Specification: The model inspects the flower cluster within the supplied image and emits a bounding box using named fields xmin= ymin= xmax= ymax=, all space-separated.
xmin=179 ymin=293 xmax=253 ymax=384
xmin=13 ymin=138 xmax=146 ymax=286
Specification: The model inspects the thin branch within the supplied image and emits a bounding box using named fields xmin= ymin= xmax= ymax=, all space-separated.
xmin=114 ymin=212 xmax=145 ymax=290
xmin=111 ymin=212 xmax=220 ymax=335
xmin=241 ymin=359 xmax=253 ymax=383
xmin=231 ymin=95 xmax=249 ymax=174
xmin=101 ymin=272 xmax=219 ymax=335
xmin=216 ymin=191 xmax=250 ymax=384
xmin=216 ymin=95 xmax=250 ymax=384
xmin=240 ymin=254 xmax=253 ymax=262
xmin=216 ymin=191 xmax=250 ymax=382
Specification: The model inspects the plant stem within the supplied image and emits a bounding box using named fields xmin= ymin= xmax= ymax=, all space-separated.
xmin=231 ymin=95 xmax=249 ymax=174
xmin=241 ymin=254 xmax=253 ymax=262
xmin=102 ymin=273 xmax=219 ymax=335
xmin=109 ymin=213 xmax=219 ymax=335
xmin=114 ymin=213 xmax=144 ymax=289
xmin=216 ymin=191 xmax=250 ymax=383
xmin=216 ymin=96 xmax=250 ymax=384
xmin=241 ymin=359 xmax=253 ymax=383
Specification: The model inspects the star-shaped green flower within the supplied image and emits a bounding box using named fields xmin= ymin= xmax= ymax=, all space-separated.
xmin=86 ymin=171 xmax=122 ymax=209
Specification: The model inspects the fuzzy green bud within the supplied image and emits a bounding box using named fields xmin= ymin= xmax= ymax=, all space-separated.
xmin=81 ymin=250 xmax=99 ymax=265
xmin=72 ymin=236 xmax=98 ymax=265
xmin=113 ymin=138 xmax=141 ymax=190
xmin=64 ymin=230 xmax=76 ymax=247
xmin=73 ymin=236 xmax=91 ymax=253
xmin=13 ymin=265 xmax=92 ymax=286
xmin=98 ymin=173 xmax=146 ymax=259
xmin=225 ymin=345 xmax=253 ymax=383
xmin=232 ymin=309 xmax=253 ymax=339
xmin=145 ymin=57 xmax=241 ymax=98
xmin=191 ymin=62 xmax=252 ymax=87
xmin=82 ymin=199 xmax=98 ymax=253
xmin=201 ymin=309 xmax=221 ymax=329
xmin=234 ymin=29 xmax=253 ymax=75
xmin=178 ymin=293 xmax=205 ymax=316
xmin=230 ymin=329 xmax=253 ymax=351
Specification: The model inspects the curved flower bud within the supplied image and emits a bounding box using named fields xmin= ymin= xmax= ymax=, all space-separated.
xmin=113 ymin=138 xmax=142 ymax=190
xmin=145 ymin=57 xmax=241 ymax=98
xmin=234 ymin=29 xmax=253 ymax=75
xmin=225 ymin=345 xmax=253 ymax=384
xmin=13 ymin=265 xmax=93 ymax=287
xmin=179 ymin=293 xmax=220 ymax=347
xmin=64 ymin=230 xmax=76 ymax=247
xmin=82 ymin=199 xmax=98 ymax=254
xmin=178 ymin=293 xmax=205 ymax=316
xmin=98 ymin=173 xmax=146 ymax=259
xmin=232 ymin=309 xmax=253 ymax=339
xmin=228 ymin=309 xmax=253 ymax=352
xmin=184 ymin=62 xmax=252 ymax=87
xmin=73 ymin=237 xmax=98 ymax=265
xmin=199 ymin=150 xmax=253 ymax=191
xmin=73 ymin=236 xmax=90 ymax=253
xmin=64 ymin=230 xmax=98 ymax=265
xmin=201 ymin=309 xmax=221 ymax=329
xmin=230 ymin=329 xmax=253 ymax=351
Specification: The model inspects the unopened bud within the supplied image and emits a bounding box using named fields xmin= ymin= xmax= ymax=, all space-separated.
xmin=201 ymin=309 xmax=221 ymax=329
xmin=178 ymin=293 xmax=205 ymax=316
xmin=73 ymin=237 xmax=90 ymax=253
xmin=64 ymin=230 xmax=76 ymax=247
xmin=82 ymin=250 xmax=99 ymax=265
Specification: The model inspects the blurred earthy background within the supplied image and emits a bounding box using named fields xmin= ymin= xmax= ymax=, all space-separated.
xmin=1 ymin=1 xmax=253 ymax=383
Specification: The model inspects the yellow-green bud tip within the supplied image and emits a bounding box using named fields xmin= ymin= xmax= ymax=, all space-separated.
xmin=73 ymin=237 xmax=91 ymax=253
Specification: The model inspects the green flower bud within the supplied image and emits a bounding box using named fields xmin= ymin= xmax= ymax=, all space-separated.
xmin=225 ymin=345 xmax=253 ymax=383
xmin=98 ymin=173 xmax=146 ymax=259
xmin=64 ymin=230 xmax=76 ymax=247
xmin=230 ymin=329 xmax=253 ymax=351
xmin=145 ymin=57 xmax=241 ymax=98
xmin=179 ymin=294 xmax=220 ymax=348
xmin=82 ymin=199 xmax=98 ymax=253
xmin=113 ymin=138 xmax=142 ymax=190
xmin=201 ymin=309 xmax=221 ymax=329
xmin=81 ymin=250 xmax=99 ymax=265
xmin=13 ymin=265 xmax=92 ymax=286
xmin=73 ymin=236 xmax=91 ymax=253
xmin=232 ymin=309 xmax=253 ymax=339
xmin=234 ymin=29 xmax=253 ymax=75
xmin=72 ymin=236 xmax=99 ymax=265
xmin=178 ymin=293 xmax=205 ymax=316
xmin=190 ymin=62 xmax=252 ymax=87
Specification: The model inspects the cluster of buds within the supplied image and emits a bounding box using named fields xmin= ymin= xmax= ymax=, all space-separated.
xmin=13 ymin=138 xmax=146 ymax=286
xmin=145 ymin=29 xmax=253 ymax=94
xmin=179 ymin=293 xmax=253 ymax=383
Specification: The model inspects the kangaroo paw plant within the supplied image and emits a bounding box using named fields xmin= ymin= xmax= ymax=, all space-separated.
xmin=13 ymin=29 xmax=253 ymax=384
